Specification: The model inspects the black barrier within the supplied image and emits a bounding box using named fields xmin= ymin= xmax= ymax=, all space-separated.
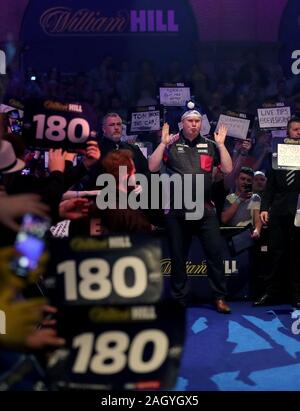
xmin=161 ymin=226 xmax=269 ymax=301
xmin=51 ymin=219 xmax=270 ymax=301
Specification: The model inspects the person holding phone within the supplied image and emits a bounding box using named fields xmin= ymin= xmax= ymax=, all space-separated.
xmin=0 ymin=246 xmax=65 ymax=351
xmin=221 ymin=167 xmax=261 ymax=233
xmin=11 ymin=213 xmax=50 ymax=277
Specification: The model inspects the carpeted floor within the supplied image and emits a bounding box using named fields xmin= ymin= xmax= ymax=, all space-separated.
xmin=176 ymin=302 xmax=300 ymax=391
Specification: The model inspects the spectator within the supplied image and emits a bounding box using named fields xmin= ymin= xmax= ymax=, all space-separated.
xmin=254 ymin=118 xmax=300 ymax=307
xmin=221 ymin=167 xmax=261 ymax=233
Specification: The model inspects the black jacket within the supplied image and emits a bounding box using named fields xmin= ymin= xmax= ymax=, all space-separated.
xmin=261 ymin=168 xmax=300 ymax=215
xmin=73 ymin=137 xmax=149 ymax=191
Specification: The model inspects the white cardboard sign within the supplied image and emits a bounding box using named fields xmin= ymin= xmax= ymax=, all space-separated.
xmin=257 ymin=106 xmax=290 ymax=129
xmin=216 ymin=114 xmax=250 ymax=140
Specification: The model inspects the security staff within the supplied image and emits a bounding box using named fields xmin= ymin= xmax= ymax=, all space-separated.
xmin=149 ymin=109 xmax=233 ymax=313
xmin=254 ymin=117 xmax=300 ymax=307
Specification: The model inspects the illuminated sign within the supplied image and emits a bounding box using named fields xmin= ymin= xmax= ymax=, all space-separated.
xmin=20 ymin=0 xmax=198 ymax=72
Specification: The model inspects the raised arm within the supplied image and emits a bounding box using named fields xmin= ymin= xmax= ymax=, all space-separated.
xmin=148 ymin=123 xmax=171 ymax=172
xmin=214 ymin=124 xmax=233 ymax=175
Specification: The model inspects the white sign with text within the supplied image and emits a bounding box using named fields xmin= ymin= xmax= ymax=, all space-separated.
xmin=277 ymin=144 xmax=300 ymax=168
xmin=216 ymin=114 xmax=250 ymax=140
xmin=131 ymin=110 xmax=160 ymax=132
xmin=159 ymin=87 xmax=191 ymax=107
xmin=258 ymin=106 xmax=291 ymax=129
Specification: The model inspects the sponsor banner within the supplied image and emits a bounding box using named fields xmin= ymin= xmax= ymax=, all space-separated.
xmin=23 ymin=98 xmax=97 ymax=150
xmin=20 ymin=0 xmax=198 ymax=72
xmin=47 ymin=301 xmax=185 ymax=390
xmin=45 ymin=235 xmax=163 ymax=306
xmin=161 ymin=230 xmax=251 ymax=300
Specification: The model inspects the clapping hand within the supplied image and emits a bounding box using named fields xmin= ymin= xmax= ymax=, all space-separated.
xmin=214 ymin=124 xmax=228 ymax=146
xmin=161 ymin=123 xmax=171 ymax=146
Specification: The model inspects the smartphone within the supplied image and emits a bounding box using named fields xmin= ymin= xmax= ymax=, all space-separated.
xmin=10 ymin=121 xmax=23 ymax=135
xmin=11 ymin=214 xmax=51 ymax=278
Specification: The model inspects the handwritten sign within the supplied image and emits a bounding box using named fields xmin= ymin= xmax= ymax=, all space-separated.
xmin=257 ymin=106 xmax=291 ymax=129
xmin=130 ymin=110 xmax=160 ymax=132
xmin=200 ymin=114 xmax=211 ymax=136
xmin=159 ymin=86 xmax=191 ymax=107
xmin=121 ymin=124 xmax=138 ymax=142
xmin=277 ymin=143 xmax=300 ymax=168
xmin=216 ymin=114 xmax=250 ymax=140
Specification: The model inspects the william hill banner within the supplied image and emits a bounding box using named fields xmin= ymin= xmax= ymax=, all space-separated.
xmin=20 ymin=0 xmax=198 ymax=72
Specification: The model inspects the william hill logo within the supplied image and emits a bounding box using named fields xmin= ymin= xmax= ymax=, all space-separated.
xmin=161 ymin=259 xmax=238 ymax=276
xmin=40 ymin=8 xmax=179 ymax=35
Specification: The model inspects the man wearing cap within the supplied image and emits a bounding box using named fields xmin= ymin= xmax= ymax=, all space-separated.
xmin=149 ymin=109 xmax=233 ymax=313
xmin=253 ymin=171 xmax=267 ymax=195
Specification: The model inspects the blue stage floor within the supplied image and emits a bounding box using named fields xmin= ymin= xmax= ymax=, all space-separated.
xmin=176 ymin=302 xmax=300 ymax=391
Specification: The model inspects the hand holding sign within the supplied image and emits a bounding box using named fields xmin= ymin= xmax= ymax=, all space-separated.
xmin=48 ymin=148 xmax=66 ymax=173
xmin=64 ymin=152 xmax=77 ymax=163
xmin=83 ymin=140 xmax=101 ymax=170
